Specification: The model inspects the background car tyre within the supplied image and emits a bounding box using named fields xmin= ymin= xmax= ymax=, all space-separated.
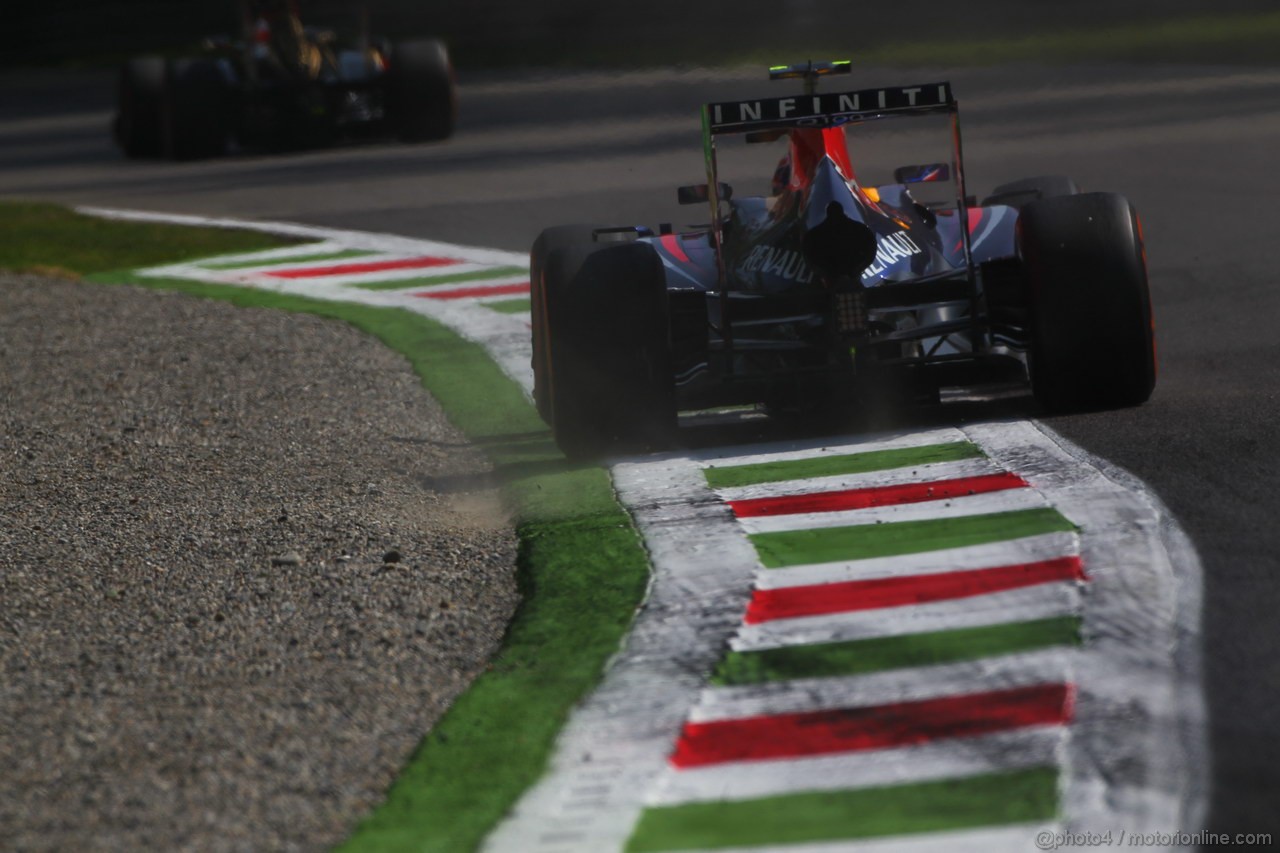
xmin=1019 ymin=192 xmax=1156 ymax=412
xmin=983 ymin=175 xmax=1079 ymax=209
xmin=541 ymin=240 xmax=675 ymax=457
xmin=115 ymin=57 xmax=166 ymax=158
xmin=388 ymin=39 xmax=456 ymax=142
xmin=161 ymin=59 xmax=230 ymax=160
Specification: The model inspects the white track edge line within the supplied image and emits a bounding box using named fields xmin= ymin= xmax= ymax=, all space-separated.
xmin=75 ymin=205 xmax=528 ymax=266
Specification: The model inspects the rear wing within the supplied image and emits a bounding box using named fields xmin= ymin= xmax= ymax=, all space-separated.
xmin=704 ymin=82 xmax=955 ymax=135
xmin=697 ymin=76 xmax=973 ymax=345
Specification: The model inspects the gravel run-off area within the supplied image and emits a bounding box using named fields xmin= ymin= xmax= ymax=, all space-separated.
xmin=0 ymin=274 xmax=519 ymax=851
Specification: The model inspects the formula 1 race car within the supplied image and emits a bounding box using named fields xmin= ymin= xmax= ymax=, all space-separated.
xmin=114 ymin=0 xmax=455 ymax=159
xmin=530 ymin=61 xmax=1156 ymax=456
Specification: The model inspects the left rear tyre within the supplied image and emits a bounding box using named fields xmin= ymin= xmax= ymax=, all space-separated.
xmin=531 ymin=225 xmax=600 ymax=424
xmin=539 ymin=241 xmax=675 ymax=458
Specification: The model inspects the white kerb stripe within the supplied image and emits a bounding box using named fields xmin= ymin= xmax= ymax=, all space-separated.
xmin=694 ymin=426 xmax=970 ymax=469
xmin=190 ymin=241 xmax=344 ymax=266
xmin=645 ymin=726 xmax=1066 ymax=806
xmin=232 ymin=261 xmax=496 ymax=287
xmin=713 ymin=456 xmax=1007 ymax=503
xmin=75 ymin=205 xmax=529 ymax=266
xmin=689 ymin=647 xmax=1077 ymax=723
xmin=216 ymin=251 xmax=411 ymax=275
xmin=731 ymin=581 xmax=1083 ymax=653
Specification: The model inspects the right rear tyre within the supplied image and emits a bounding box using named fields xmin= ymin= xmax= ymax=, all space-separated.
xmin=1019 ymin=192 xmax=1156 ymax=412
xmin=539 ymin=240 xmax=675 ymax=458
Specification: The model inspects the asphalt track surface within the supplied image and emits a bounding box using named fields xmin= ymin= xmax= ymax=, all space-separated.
xmin=4 ymin=61 xmax=1280 ymax=838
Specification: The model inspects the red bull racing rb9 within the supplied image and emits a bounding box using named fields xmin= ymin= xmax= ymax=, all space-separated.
xmin=530 ymin=62 xmax=1157 ymax=456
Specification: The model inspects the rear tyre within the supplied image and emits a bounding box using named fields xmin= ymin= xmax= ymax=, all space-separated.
xmin=530 ymin=225 xmax=599 ymax=424
xmin=541 ymin=241 xmax=675 ymax=458
xmin=1019 ymin=192 xmax=1156 ymax=412
xmin=162 ymin=59 xmax=230 ymax=160
xmin=387 ymin=39 xmax=456 ymax=142
xmin=115 ymin=57 xmax=166 ymax=158
xmin=983 ymin=175 xmax=1079 ymax=209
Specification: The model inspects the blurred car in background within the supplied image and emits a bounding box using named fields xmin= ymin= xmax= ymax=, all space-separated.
xmin=114 ymin=0 xmax=455 ymax=159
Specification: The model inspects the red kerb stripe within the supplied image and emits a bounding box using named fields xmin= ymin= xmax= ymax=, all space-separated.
xmin=266 ymin=257 xmax=461 ymax=278
xmin=670 ymin=683 xmax=1074 ymax=768
xmin=728 ymin=471 xmax=1027 ymax=518
xmin=418 ymin=282 xmax=531 ymax=300
xmin=744 ymin=555 xmax=1086 ymax=623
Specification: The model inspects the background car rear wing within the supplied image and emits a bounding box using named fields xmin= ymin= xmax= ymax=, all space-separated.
xmin=768 ymin=60 xmax=852 ymax=83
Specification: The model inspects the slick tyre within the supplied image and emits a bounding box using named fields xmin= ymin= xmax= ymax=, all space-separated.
xmin=388 ymin=39 xmax=456 ymax=142
xmin=983 ymin=175 xmax=1079 ymax=209
xmin=116 ymin=57 xmax=166 ymax=158
xmin=1019 ymin=192 xmax=1156 ymax=412
xmin=541 ymin=241 xmax=675 ymax=458
xmin=161 ymin=59 xmax=230 ymax=160
xmin=530 ymin=225 xmax=599 ymax=425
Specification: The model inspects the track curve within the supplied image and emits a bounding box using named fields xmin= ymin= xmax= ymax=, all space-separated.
xmin=4 ymin=60 xmax=1279 ymax=834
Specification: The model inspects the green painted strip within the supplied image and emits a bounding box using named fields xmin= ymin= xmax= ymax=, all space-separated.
xmin=354 ymin=265 xmax=528 ymax=291
xmin=704 ymin=441 xmax=984 ymax=489
xmin=625 ymin=766 xmax=1059 ymax=852
xmin=200 ymin=247 xmax=375 ymax=269
xmin=0 ymin=201 xmax=291 ymax=274
xmin=750 ymin=508 xmax=1076 ymax=568
xmin=486 ymin=298 xmax=532 ymax=314
xmin=712 ymin=616 xmax=1083 ymax=685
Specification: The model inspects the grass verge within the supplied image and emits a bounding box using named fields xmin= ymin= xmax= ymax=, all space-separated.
xmin=0 ymin=201 xmax=290 ymax=276
xmin=2 ymin=200 xmax=652 ymax=852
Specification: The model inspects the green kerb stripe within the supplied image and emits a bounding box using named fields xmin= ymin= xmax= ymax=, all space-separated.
xmin=625 ymin=766 xmax=1059 ymax=852
xmin=704 ymin=441 xmax=984 ymax=489
xmin=712 ymin=616 xmax=1082 ymax=685
xmin=354 ymin=265 xmax=528 ymax=291
xmin=486 ymin=298 xmax=532 ymax=314
xmin=750 ymin=507 xmax=1076 ymax=568
xmin=200 ymin=248 xmax=376 ymax=269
